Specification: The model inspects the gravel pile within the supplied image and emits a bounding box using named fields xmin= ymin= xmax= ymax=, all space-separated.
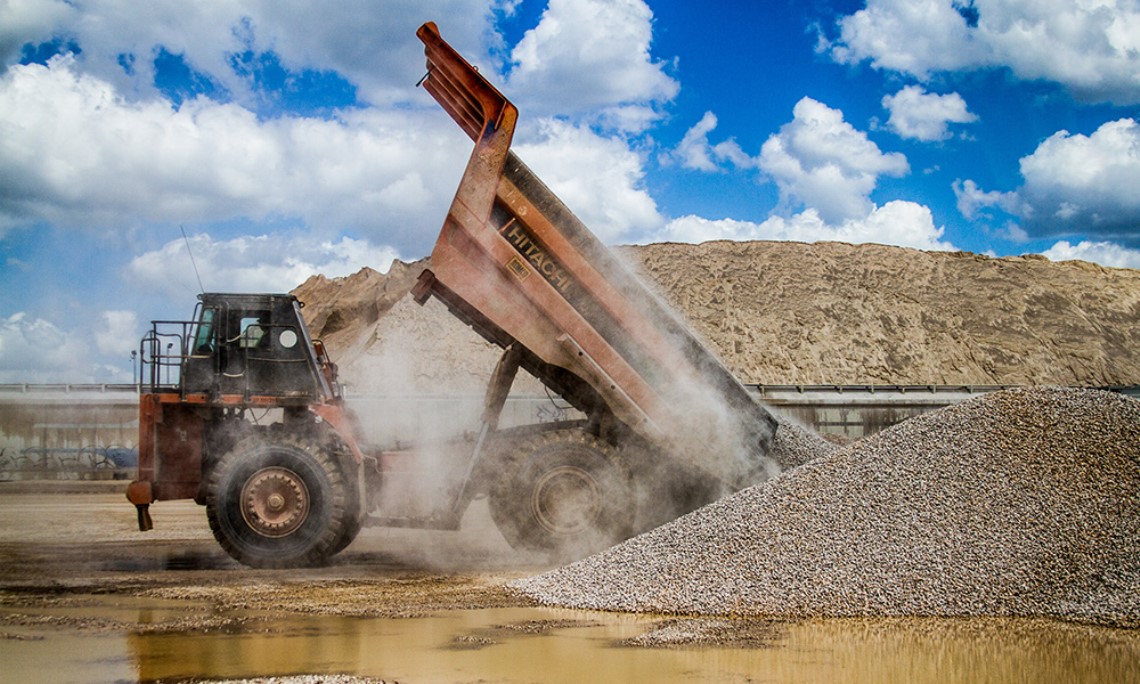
xmin=768 ymin=414 xmax=838 ymax=470
xmin=512 ymin=388 xmax=1140 ymax=626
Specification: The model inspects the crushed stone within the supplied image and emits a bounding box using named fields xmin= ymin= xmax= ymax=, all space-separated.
xmin=512 ymin=388 xmax=1140 ymax=627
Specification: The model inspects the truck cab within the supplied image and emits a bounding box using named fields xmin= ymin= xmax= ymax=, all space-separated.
xmin=129 ymin=292 xmax=366 ymax=569
xmin=175 ymin=293 xmax=334 ymax=400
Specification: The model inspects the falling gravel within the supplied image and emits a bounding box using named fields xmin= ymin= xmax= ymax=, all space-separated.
xmin=768 ymin=413 xmax=838 ymax=469
xmin=512 ymin=388 xmax=1140 ymax=626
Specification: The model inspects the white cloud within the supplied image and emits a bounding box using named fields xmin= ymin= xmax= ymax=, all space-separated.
xmin=657 ymin=200 xmax=956 ymax=252
xmin=758 ymin=97 xmax=909 ymax=224
xmin=828 ymin=0 xmax=1140 ymax=104
xmin=0 ymin=308 xmax=147 ymax=383
xmin=0 ymin=0 xmax=74 ymax=64
xmin=238 ymin=0 xmax=504 ymax=107
xmin=674 ymin=111 xmax=721 ymax=172
xmin=505 ymin=0 xmax=678 ymax=130
xmin=882 ymin=85 xmax=977 ymax=141
xmin=958 ymin=118 xmax=1140 ymax=239
xmin=0 ymin=56 xmax=468 ymax=252
xmin=0 ymin=0 xmax=499 ymax=108
xmin=513 ymin=118 xmax=663 ymax=243
xmin=0 ymin=312 xmax=100 ymax=383
xmin=667 ymin=102 xmax=923 ymax=246
xmin=671 ymin=111 xmax=757 ymax=171
xmin=827 ymin=0 xmax=988 ymax=77
xmin=128 ymin=233 xmax=400 ymax=299
xmin=1018 ymin=118 xmax=1140 ymax=229
xmin=952 ymin=178 xmax=1025 ymax=219
xmin=94 ymin=310 xmax=140 ymax=356
xmin=1040 ymin=240 xmax=1140 ymax=269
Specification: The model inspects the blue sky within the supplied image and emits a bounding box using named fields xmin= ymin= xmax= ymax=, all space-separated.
xmin=1 ymin=0 xmax=1139 ymax=383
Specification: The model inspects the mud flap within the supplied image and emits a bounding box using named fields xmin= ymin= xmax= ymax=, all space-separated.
xmin=135 ymin=504 xmax=154 ymax=532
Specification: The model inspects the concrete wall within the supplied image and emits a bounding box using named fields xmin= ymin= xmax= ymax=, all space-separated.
xmin=0 ymin=385 xmax=138 ymax=480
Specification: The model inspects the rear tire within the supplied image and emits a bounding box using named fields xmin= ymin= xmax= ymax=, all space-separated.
xmin=206 ymin=435 xmax=351 ymax=568
xmin=489 ymin=430 xmax=633 ymax=561
xmin=329 ymin=472 xmax=365 ymax=556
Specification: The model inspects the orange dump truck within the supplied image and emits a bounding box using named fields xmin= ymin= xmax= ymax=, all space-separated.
xmin=127 ymin=23 xmax=779 ymax=568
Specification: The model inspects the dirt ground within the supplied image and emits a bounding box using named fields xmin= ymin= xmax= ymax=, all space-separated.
xmin=0 ymin=481 xmax=543 ymax=626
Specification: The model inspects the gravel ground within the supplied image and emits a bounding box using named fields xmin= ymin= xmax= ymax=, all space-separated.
xmin=512 ymin=388 xmax=1140 ymax=626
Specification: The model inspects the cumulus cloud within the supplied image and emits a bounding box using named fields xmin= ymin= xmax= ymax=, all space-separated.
xmin=958 ymin=118 xmax=1140 ymax=243
xmin=0 ymin=0 xmax=499 ymax=108
xmin=94 ymin=310 xmax=140 ymax=357
xmin=239 ymin=0 xmax=502 ymax=106
xmin=513 ymin=118 xmax=663 ymax=243
xmin=828 ymin=0 xmax=1140 ymax=104
xmin=0 ymin=312 xmax=100 ymax=383
xmin=882 ymin=85 xmax=977 ymax=141
xmin=758 ymin=97 xmax=909 ymax=224
xmin=0 ymin=56 xmax=468 ymax=252
xmin=1040 ymin=240 xmax=1140 ymax=269
xmin=1018 ymin=118 xmax=1140 ymax=234
xmin=665 ymin=101 xmax=923 ymax=247
xmin=505 ymin=0 xmax=678 ymax=130
xmin=826 ymin=0 xmax=989 ymax=77
xmin=0 ymin=0 xmax=74 ymax=65
xmin=128 ymin=233 xmax=400 ymax=300
xmin=656 ymin=201 xmax=956 ymax=252
xmin=952 ymin=178 xmax=1025 ymax=220
xmin=674 ymin=111 xmax=721 ymax=172
xmin=671 ymin=111 xmax=756 ymax=171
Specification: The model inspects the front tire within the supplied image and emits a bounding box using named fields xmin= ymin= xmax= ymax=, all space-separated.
xmin=206 ymin=435 xmax=351 ymax=568
xmin=489 ymin=430 xmax=633 ymax=560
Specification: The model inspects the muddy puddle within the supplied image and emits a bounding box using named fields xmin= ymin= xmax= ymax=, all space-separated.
xmin=3 ymin=597 xmax=1138 ymax=684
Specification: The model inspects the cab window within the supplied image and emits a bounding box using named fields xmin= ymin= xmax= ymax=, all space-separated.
xmin=192 ymin=308 xmax=216 ymax=355
xmin=239 ymin=315 xmax=269 ymax=349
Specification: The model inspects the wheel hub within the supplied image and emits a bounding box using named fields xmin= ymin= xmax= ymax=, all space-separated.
xmin=241 ymin=466 xmax=310 ymax=538
xmin=532 ymin=466 xmax=600 ymax=535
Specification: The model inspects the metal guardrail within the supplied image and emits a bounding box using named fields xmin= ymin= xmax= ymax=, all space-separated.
xmin=0 ymin=383 xmax=140 ymax=394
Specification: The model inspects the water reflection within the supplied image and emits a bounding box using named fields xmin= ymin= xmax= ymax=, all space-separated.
xmin=125 ymin=609 xmax=1139 ymax=684
xmin=2 ymin=601 xmax=1137 ymax=683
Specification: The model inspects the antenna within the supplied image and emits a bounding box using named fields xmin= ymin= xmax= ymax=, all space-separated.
xmin=180 ymin=225 xmax=206 ymax=294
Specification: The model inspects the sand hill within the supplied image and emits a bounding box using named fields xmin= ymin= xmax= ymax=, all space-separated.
xmin=293 ymin=240 xmax=1140 ymax=393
